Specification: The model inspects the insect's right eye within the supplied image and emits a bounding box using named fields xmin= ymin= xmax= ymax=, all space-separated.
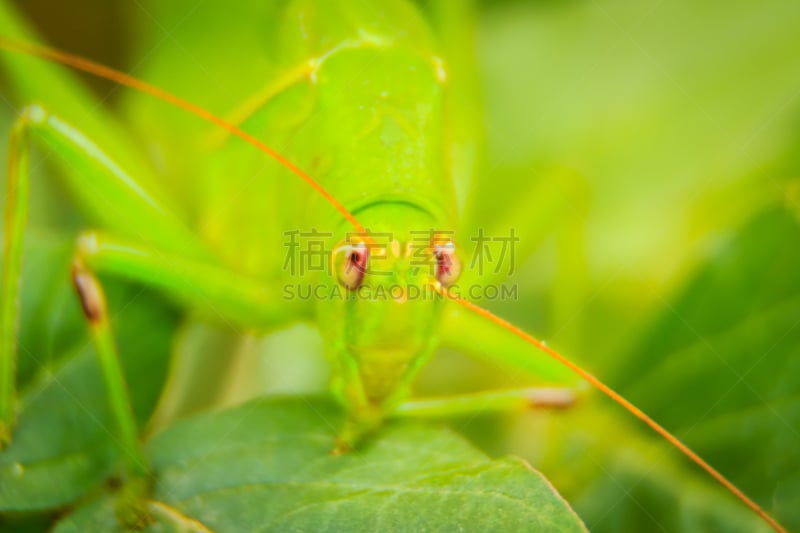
xmin=334 ymin=242 xmax=369 ymax=290
xmin=433 ymin=240 xmax=460 ymax=288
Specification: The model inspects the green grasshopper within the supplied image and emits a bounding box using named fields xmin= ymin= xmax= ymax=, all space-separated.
xmin=0 ymin=0 xmax=786 ymax=531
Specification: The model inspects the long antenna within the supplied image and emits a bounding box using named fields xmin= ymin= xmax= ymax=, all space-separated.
xmin=0 ymin=37 xmax=785 ymax=533
xmin=439 ymin=289 xmax=786 ymax=533
xmin=0 ymin=38 xmax=367 ymax=235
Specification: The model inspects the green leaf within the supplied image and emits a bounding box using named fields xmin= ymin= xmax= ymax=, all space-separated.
xmin=0 ymin=238 xmax=179 ymax=512
xmin=56 ymin=398 xmax=585 ymax=532
xmin=612 ymin=206 xmax=800 ymax=531
xmin=52 ymin=498 xmax=208 ymax=533
xmin=536 ymin=204 xmax=800 ymax=532
xmin=0 ymin=512 xmax=52 ymax=533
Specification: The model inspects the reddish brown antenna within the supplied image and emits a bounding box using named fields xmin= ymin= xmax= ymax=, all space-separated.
xmin=0 ymin=38 xmax=367 ymax=235
xmin=439 ymin=289 xmax=785 ymax=533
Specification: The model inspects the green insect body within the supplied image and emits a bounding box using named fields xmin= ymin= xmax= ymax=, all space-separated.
xmin=1 ymin=0 xmax=556 ymax=453
xmin=0 ymin=0 xmax=788 ymax=531
xmin=203 ymin=2 xmax=455 ymax=426
xmin=125 ymin=0 xmax=460 ymax=437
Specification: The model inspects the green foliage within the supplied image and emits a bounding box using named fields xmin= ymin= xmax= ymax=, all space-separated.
xmin=465 ymin=1 xmax=800 ymax=529
xmin=612 ymin=206 xmax=800 ymax=531
xmin=548 ymin=204 xmax=800 ymax=532
xmin=0 ymin=239 xmax=178 ymax=511
xmin=53 ymin=399 xmax=585 ymax=532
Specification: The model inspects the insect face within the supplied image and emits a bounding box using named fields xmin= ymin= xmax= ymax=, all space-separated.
xmin=319 ymin=202 xmax=454 ymax=404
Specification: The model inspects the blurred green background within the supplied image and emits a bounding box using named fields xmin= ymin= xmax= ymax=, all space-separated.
xmin=1 ymin=0 xmax=799 ymax=531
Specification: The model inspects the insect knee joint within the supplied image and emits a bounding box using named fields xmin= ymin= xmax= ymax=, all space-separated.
xmin=71 ymin=259 xmax=106 ymax=324
xmin=17 ymin=104 xmax=48 ymax=126
xmin=526 ymin=387 xmax=576 ymax=410
xmin=76 ymin=231 xmax=101 ymax=258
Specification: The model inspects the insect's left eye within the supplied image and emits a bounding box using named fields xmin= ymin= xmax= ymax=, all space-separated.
xmin=334 ymin=242 xmax=369 ymax=290
xmin=433 ymin=241 xmax=460 ymax=287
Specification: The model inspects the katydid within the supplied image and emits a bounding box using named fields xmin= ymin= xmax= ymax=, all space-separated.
xmin=0 ymin=0 xmax=787 ymax=531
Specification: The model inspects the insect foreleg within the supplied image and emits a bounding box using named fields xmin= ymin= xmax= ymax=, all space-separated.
xmin=1 ymin=105 xmax=309 ymax=447
xmin=1 ymin=105 xmax=202 ymax=447
xmin=76 ymin=231 xmax=309 ymax=329
xmin=70 ymin=257 xmax=151 ymax=527
xmin=61 ymin=234 xmax=308 ymax=521
xmin=439 ymin=301 xmax=582 ymax=386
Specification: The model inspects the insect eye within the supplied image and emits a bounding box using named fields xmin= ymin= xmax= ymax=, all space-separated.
xmin=433 ymin=241 xmax=460 ymax=287
xmin=335 ymin=242 xmax=369 ymax=290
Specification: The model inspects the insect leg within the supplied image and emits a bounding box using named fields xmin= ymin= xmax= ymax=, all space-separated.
xmin=438 ymin=300 xmax=583 ymax=386
xmin=69 ymin=257 xmax=150 ymax=527
xmin=0 ymin=111 xmax=30 ymax=446
xmin=75 ymin=231 xmax=309 ymax=330
xmin=333 ymin=344 xmax=439 ymax=453
xmin=390 ymin=300 xmax=582 ymax=421
xmin=392 ymin=387 xmax=576 ymax=420
xmin=59 ymin=231 xmax=308 ymax=524
xmin=0 ymin=105 xmax=207 ymax=448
